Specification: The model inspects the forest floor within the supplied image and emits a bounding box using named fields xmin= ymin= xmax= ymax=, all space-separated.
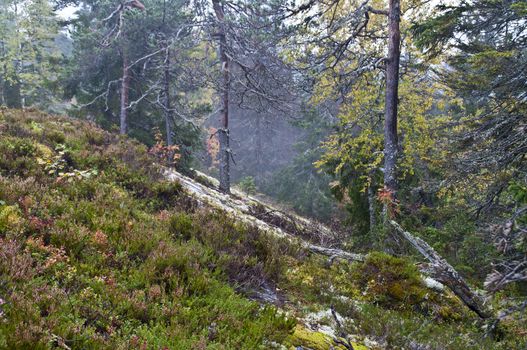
xmin=0 ymin=108 xmax=524 ymax=349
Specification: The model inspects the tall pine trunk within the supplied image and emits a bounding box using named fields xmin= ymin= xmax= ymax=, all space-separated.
xmin=213 ymin=0 xmax=231 ymax=193
xmin=120 ymin=49 xmax=130 ymax=135
xmin=163 ymin=45 xmax=173 ymax=147
xmin=383 ymin=0 xmax=401 ymax=210
xmin=255 ymin=115 xmax=262 ymax=184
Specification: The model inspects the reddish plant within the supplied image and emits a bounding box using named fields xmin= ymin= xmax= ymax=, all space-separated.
xmin=149 ymin=128 xmax=180 ymax=166
xmin=377 ymin=186 xmax=400 ymax=218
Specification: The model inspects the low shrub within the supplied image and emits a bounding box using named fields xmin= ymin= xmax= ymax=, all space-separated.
xmin=351 ymin=252 xmax=426 ymax=308
xmin=168 ymin=212 xmax=195 ymax=240
xmin=0 ymin=109 xmax=296 ymax=349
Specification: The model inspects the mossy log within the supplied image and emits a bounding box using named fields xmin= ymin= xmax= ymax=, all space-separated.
xmin=164 ymin=168 xmax=364 ymax=261
xmin=389 ymin=220 xmax=493 ymax=319
xmin=164 ymin=168 xmax=447 ymax=294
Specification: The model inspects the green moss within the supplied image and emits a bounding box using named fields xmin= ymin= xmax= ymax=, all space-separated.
xmin=437 ymin=305 xmax=462 ymax=321
xmin=0 ymin=204 xmax=22 ymax=234
xmin=286 ymin=325 xmax=367 ymax=350
xmin=286 ymin=325 xmax=337 ymax=350
xmin=351 ymin=251 xmax=427 ymax=307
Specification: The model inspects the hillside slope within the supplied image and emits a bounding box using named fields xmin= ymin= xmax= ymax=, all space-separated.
xmin=0 ymin=108 xmax=524 ymax=349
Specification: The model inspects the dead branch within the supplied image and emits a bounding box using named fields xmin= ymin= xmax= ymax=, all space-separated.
xmin=389 ymin=220 xmax=493 ymax=319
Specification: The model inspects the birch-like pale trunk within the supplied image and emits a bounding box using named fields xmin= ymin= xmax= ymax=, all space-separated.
xmin=120 ymin=48 xmax=130 ymax=135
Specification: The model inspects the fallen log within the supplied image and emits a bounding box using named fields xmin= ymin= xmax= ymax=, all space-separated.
xmin=389 ymin=220 xmax=493 ymax=319
xmin=306 ymin=244 xmax=364 ymax=262
xmin=163 ymin=168 xmax=445 ymax=295
xmin=305 ymin=243 xmax=446 ymax=292
xmin=165 ymin=168 xmax=345 ymax=245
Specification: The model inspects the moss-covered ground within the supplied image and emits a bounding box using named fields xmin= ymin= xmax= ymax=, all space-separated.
xmin=0 ymin=108 xmax=525 ymax=349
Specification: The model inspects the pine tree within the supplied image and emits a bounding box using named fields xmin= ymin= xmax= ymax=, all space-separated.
xmin=0 ymin=0 xmax=64 ymax=109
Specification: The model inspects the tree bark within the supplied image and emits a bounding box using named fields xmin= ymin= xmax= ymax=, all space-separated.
xmin=255 ymin=115 xmax=262 ymax=184
xmin=213 ymin=0 xmax=231 ymax=193
xmin=368 ymin=180 xmax=377 ymax=232
xmin=389 ymin=220 xmax=493 ymax=319
xmin=307 ymin=245 xmax=364 ymax=263
xmin=383 ymin=0 xmax=401 ymax=201
xmin=120 ymin=48 xmax=130 ymax=135
xmin=163 ymin=45 xmax=173 ymax=147
xmin=0 ymin=68 xmax=5 ymax=106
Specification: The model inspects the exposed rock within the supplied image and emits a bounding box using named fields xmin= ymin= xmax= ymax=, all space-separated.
xmin=422 ymin=276 xmax=445 ymax=292
xmin=250 ymin=281 xmax=282 ymax=305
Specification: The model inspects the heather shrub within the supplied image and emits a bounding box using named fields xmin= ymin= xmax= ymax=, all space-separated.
xmin=351 ymin=252 xmax=426 ymax=307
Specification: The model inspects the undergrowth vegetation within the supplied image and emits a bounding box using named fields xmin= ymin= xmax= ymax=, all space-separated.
xmin=0 ymin=108 xmax=525 ymax=349
xmin=0 ymin=108 xmax=294 ymax=349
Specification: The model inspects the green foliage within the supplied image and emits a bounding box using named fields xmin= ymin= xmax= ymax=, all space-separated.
xmin=0 ymin=0 xmax=65 ymax=110
xmin=150 ymin=181 xmax=183 ymax=210
xmin=332 ymin=176 xmax=371 ymax=241
xmin=351 ymin=252 xmax=427 ymax=308
xmin=0 ymin=136 xmax=42 ymax=176
xmin=0 ymin=204 xmax=22 ymax=234
xmin=0 ymin=109 xmax=296 ymax=349
xmin=420 ymin=214 xmax=498 ymax=279
xmin=187 ymin=210 xmax=298 ymax=291
xmin=168 ymin=212 xmax=195 ymax=240
xmin=509 ymin=182 xmax=527 ymax=206
xmin=342 ymin=302 xmax=524 ymax=350
xmin=314 ymin=68 xmax=451 ymax=239
xmin=38 ymin=144 xmax=99 ymax=182
xmin=413 ymin=0 xmax=527 ymax=256
xmin=0 ymin=109 xmax=525 ymax=349
xmin=64 ymin=0 xmax=205 ymax=172
xmin=237 ymin=176 xmax=257 ymax=195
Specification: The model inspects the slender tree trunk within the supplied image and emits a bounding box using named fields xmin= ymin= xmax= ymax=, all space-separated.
xmin=213 ymin=0 xmax=231 ymax=193
xmin=120 ymin=49 xmax=130 ymax=135
xmin=0 ymin=68 xmax=4 ymax=106
xmin=163 ymin=45 xmax=173 ymax=147
xmin=383 ymin=0 xmax=401 ymax=204
xmin=255 ymin=115 xmax=262 ymax=184
xmin=4 ymin=79 xmax=21 ymax=108
xmin=368 ymin=180 xmax=377 ymax=232
xmin=163 ymin=44 xmax=176 ymax=166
